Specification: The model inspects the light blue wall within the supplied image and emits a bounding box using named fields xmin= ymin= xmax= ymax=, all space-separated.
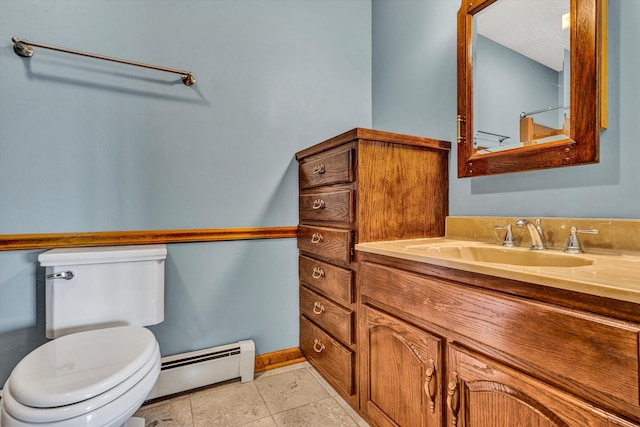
xmin=475 ymin=35 xmax=561 ymax=148
xmin=373 ymin=0 xmax=640 ymax=219
xmin=3 ymin=0 xmax=638 ymax=390
xmin=0 ymin=0 xmax=372 ymax=384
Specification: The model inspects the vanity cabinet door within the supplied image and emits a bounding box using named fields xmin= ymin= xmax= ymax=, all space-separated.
xmin=446 ymin=345 xmax=638 ymax=427
xmin=361 ymin=305 xmax=442 ymax=427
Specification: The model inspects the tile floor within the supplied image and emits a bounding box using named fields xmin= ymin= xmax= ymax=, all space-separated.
xmin=134 ymin=361 xmax=370 ymax=426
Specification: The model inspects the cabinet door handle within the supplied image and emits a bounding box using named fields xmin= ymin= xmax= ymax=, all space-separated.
xmin=311 ymin=233 xmax=323 ymax=244
xmin=312 ymin=267 xmax=325 ymax=279
xmin=424 ymin=359 xmax=437 ymax=413
xmin=313 ymin=339 xmax=326 ymax=353
xmin=312 ymin=199 xmax=325 ymax=210
xmin=312 ymin=301 xmax=325 ymax=315
xmin=447 ymin=371 xmax=460 ymax=426
xmin=313 ymin=164 xmax=326 ymax=174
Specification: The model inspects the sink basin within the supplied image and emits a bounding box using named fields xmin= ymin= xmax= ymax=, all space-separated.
xmin=416 ymin=245 xmax=595 ymax=267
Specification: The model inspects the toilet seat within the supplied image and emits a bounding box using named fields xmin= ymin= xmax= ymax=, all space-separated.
xmin=10 ymin=326 xmax=157 ymax=408
xmin=1 ymin=355 xmax=159 ymax=427
xmin=2 ymin=326 xmax=159 ymax=424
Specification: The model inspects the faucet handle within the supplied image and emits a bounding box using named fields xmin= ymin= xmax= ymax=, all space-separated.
xmin=494 ymin=224 xmax=516 ymax=247
xmin=564 ymin=226 xmax=599 ymax=254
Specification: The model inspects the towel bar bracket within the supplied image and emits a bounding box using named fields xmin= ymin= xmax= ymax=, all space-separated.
xmin=12 ymin=38 xmax=33 ymax=58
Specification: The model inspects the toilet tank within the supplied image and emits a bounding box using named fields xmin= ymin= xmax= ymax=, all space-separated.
xmin=38 ymin=244 xmax=167 ymax=339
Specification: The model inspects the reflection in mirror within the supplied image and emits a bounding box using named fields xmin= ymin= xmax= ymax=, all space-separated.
xmin=457 ymin=0 xmax=606 ymax=178
xmin=473 ymin=0 xmax=571 ymax=154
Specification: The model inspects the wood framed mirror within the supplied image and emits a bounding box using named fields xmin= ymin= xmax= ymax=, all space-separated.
xmin=457 ymin=0 xmax=607 ymax=177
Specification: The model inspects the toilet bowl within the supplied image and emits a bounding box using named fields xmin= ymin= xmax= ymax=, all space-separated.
xmin=1 ymin=326 xmax=160 ymax=427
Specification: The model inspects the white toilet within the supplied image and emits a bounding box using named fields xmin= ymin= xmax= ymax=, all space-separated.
xmin=1 ymin=244 xmax=167 ymax=427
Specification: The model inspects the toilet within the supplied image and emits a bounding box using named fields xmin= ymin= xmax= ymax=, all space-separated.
xmin=0 ymin=244 xmax=167 ymax=427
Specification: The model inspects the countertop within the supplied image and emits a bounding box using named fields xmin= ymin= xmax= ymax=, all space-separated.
xmin=355 ymin=216 xmax=640 ymax=304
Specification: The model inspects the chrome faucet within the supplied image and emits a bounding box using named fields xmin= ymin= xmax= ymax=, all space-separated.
xmin=516 ymin=219 xmax=546 ymax=250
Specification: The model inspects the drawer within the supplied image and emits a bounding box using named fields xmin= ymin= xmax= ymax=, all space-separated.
xmin=360 ymin=261 xmax=640 ymax=412
xmin=299 ymin=149 xmax=354 ymax=189
xmin=299 ymin=255 xmax=353 ymax=306
xmin=300 ymin=315 xmax=355 ymax=397
xmin=300 ymin=285 xmax=354 ymax=345
xmin=299 ymin=190 xmax=354 ymax=223
xmin=298 ymin=225 xmax=352 ymax=265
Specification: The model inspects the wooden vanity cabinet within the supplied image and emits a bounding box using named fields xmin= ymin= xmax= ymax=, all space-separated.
xmin=358 ymin=253 xmax=640 ymax=427
xmin=296 ymin=128 xmax=450 ymax=408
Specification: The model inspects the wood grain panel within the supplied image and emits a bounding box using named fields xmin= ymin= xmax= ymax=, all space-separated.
xmin=295 ymin=128 xmax=450 ymax=160
xmin=299 ymin=149 xmax=354 ymax=189
xmin=356 ymin=141 xmax=448 ymax=243
xmin=299 ymin=190 xmax=353 ymax=223
xmin=449 ymin=345 xmax=638 ymax=427
xmin=299 ymin=255 xmax=353 ymax=307
xmin=254 ymin=347 xmax=306 ymax=373
xmin=300 ymin=315 xmax=355 ymax=399
xmin=297 ymin=225 xmax=352 ymax=265
xmin=0 ymin=226 xmax=298 ymax=251
xmin=360 ymin=261 xmax=640 ymax=412
xmin=361 ymin=305 xmax=443 ymax=427
xmin=300 ymin=285 xmax=353 ymax=345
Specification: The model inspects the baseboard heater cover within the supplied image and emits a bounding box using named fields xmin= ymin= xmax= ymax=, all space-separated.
xmin=146 ymin=339 xmax=255 ymax=400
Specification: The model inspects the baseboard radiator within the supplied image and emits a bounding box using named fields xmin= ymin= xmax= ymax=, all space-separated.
xmin=146 ymin=339 xmax=255 ymax=400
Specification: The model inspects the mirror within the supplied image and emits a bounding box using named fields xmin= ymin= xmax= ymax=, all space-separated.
xmin=457 ymin=0 xmax=607 ymax=177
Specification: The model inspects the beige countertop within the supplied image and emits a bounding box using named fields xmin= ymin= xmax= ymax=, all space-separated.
xmin=355 ymin=217 xmax=640 ymax=304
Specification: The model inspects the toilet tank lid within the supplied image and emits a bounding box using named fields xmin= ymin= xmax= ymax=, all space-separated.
xmin=38 ymin=244 xmax=167 ymax=266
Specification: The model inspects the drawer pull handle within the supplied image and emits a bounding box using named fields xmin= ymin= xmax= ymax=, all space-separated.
xmin=312 ymin=267 xmax=325 ymax=279
xmin=311 ymin=233 xmax=323 ymax=244
xmin=312 ymin=199 xmax=325 ymax=210
xmin=312 ymin=301 xmax=326 ymax=315
xmin=313 ymin=339 xmax=326 ymax=353
xmin=313 ymin=301 xmax=325 ymax=315
xmin=447 ymin=371 xmax=460 ymax=426
xmin=424 ymin=359 xmax=437 ymax=413
xmin=313 ymin=164 xmax=326 ymax=174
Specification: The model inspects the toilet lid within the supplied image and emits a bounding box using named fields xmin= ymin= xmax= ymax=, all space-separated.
xmin=9 ymin=326 xmax=158 ymax=408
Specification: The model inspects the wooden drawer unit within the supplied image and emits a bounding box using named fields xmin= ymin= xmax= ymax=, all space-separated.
xmin=297 ymin=128 xmax=450 ymax=411
xmin=297 ymin=225 xmax=353 ymax=265
xmin=300 ymin=285 xmax=353 ymax=345
xmin=299 ymin=255 xmax=353 ymax=307
xmin=300 ymin=315 xmax=355 ymax=398
xmin=299 ymin=190 xmax=354 ymax=223
xmin=299 ymin=149 xmax=354 ymax=189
